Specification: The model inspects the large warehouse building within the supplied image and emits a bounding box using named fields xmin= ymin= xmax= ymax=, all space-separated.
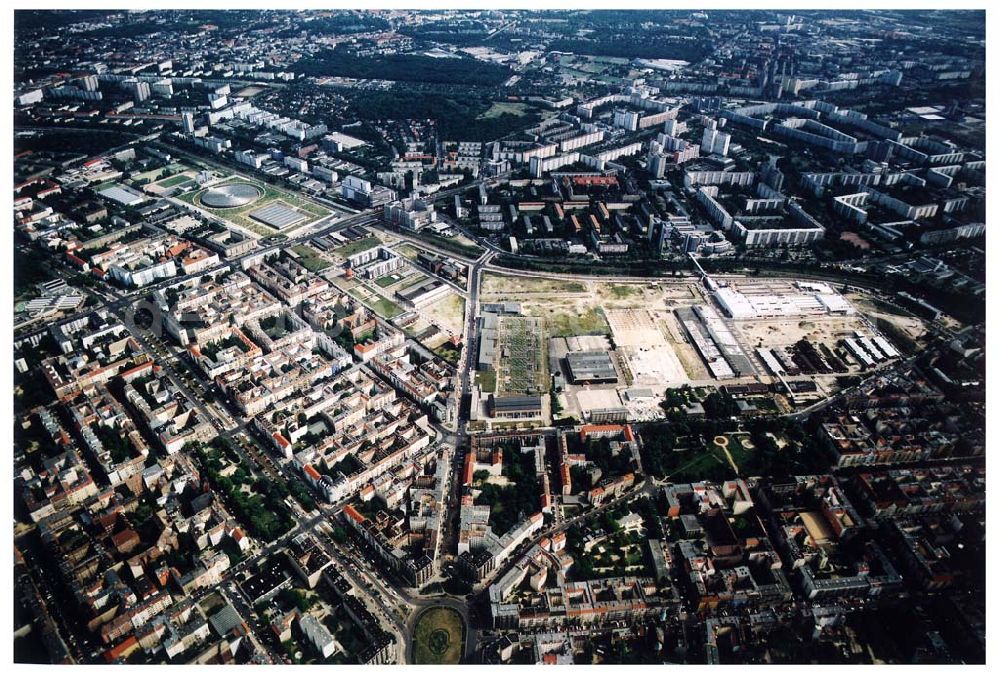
xmin=566 ymin=351 xmax=619 ymax=384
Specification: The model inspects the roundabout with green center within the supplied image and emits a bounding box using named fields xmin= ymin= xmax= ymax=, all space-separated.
xmin=412 ymin=606 xmax=465 ymax=664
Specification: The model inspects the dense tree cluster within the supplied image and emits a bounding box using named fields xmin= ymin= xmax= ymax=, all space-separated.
xmin=293 ymin=49 xmax=513 ymax=87
xmin=276 ymin=14 xmax=389 ymax=37
xmin=701 ymin=391 xmax=740 ymax=419
xmin=474 ymin=441 xmax=540 ymax=535
xmin=192 ymin=442 xmax=295 ymax=542
xmin=344 ymin=87 xmax=541 ymax=141
xmin=279 ymin=588 xmax=314 ymax=612
xmin=584 ymin=437 xmax=634 ymax=477
xmin=639 ymin=415 xmax=833 ymax=483
xmin=288 ymin=478 xmax=317 ymax=511
xmin=548 ymin=37 xmax=710 ymax=62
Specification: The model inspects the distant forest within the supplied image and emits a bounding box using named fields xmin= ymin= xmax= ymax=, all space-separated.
xmin=292 ymin=49 xmax=513 ymax=87
xmin=548 ymin=38 xmax=711 ymax=62
xmin=344 ymin=86 xmax=541 ymax=142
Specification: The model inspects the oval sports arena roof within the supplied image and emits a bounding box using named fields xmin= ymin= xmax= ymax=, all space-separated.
xmin=200 ymin=182 xmax=263 ymax=208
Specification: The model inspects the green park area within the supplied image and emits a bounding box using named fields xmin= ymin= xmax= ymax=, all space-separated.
xmin=412 ymin=607 xmax=464 ymax=665
xmin=291 ymin=245 xmax=332 ymax=272
xmin=348 ymin=287 xmax=403 ymax=319
xmin=156 ymin=173 xmax=194 ymax=188
xmin=335 ymin=236 xmax=381 ymax=258
xmin=478 ymin=101 xmax=530 ymax=119
xmin=375 ymin=272 xmax=404 ymax=288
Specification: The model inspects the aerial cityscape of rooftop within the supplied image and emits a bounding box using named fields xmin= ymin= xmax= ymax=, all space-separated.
xmin=10 ymin=7 xmax=989 ymax=667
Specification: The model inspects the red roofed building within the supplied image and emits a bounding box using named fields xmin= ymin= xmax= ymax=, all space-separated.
xmin=272 ymin=433 xmax=291 ymax=455
xmin=104 ymin=636 xmax=140 ymax=662
xmin=66 ymin=252 xmax=90 ymax=270
xmin=573 ymin=175 xmax=617 ymax=186
xmin=579 ymin=424 xmax=627 ymax=441
xmin=540 ymin=491 xmax=552 ymax=511
xmin=588 ymin=486 xmax=606 ymax=505
xmin=342 ymin=504 xmax=366 ymax=525
xmin=559 ymin=462 xmax=572 ymax=496
xmin=462 ymin=453 xmax=475 ymax=486
xmin=231 ymin=527 xmax=250 ymax=552
xmin=111 ymin=528 xmax=140 ymax=555
xmin=120 ymin=359 xmax=154 ymax=382
xmin=551 ymin=531 xmax=567 ymax=552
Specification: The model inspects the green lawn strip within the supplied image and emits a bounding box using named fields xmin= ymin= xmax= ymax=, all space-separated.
xmin=607 ymin=283 xmax=640 ymax=299
xmin=398 ymin=273 xmax=430 ymax=291
xmin=291 ymin=245 xmax=331 ymax=272
xmin=373 ymin=297 xmax=404 ymax=319
xmin=475 ymin=370 xmax=496 ymax=393
xmin=478 ymin=102 xmax=530 ymax=119
xmin=394 ymin=243 xmax=421 ymax=260
xmin=335 ymin=236 xmax=382 ymax=258
xmin=350 ymin=286 xmax=404 ymax=319
xmin=157 ymin=173 xmax=193 ymax=188
xmin=374 ymin=274 xmax=401 ymax=288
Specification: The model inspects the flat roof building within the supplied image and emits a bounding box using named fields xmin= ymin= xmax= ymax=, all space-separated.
xmin=249 ymin=202 xmax=307 ymax=229
xmin=489 ymin=395 xmax=543 ymax=419
xmin=566 ymin=351 xmax=618 ymax=384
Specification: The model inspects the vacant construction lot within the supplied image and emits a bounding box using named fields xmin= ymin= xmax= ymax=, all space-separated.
xmin=606 ymin=309 xmax=688 ymax=387
xmin=421 ymin=293 xmax=466 ymax=337
xmin=481 ymin=273 xmax=587 ymax=297
xmin=734 ymin=315 xmax=867 ymax=351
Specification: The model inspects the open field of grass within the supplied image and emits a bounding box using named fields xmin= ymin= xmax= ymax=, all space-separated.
xmin=291 ymin=244 xmax=332 ymax=273
xmin=335 ymin=236 xmax=381 ymax=259
xmin=481 ymin=273 xmax=587 ymax=297
xmin=412 ymin=607 xmax=464 ymax=665
xmin=664 ymin=445 xmax=731 ymax=482
xmin=416 ymin=230 xmax=484 ymax=258
xmin=547 ymin=306 xmax=609 ymax=338
xmin=371 ymin=297 xmax=404 ymax=319
xmin=156 ymin=173 xmax=193 ymax=188
xmin=478 ymin=101 xmax=530 ymax=119
xmin=132 ymin=168 xmax=171 ymax=183
xmin=605 ymin=283 xmax=641 ymax=299
xmin=475 ymin=369 xmax=497 ymax=393
xmin=394 ymin=243 xmax=422 ymax=260
xmin=375 ymin=272 xmax=406 ymax=288
xmin=349 ymin=287 xmax=403 ymax=319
